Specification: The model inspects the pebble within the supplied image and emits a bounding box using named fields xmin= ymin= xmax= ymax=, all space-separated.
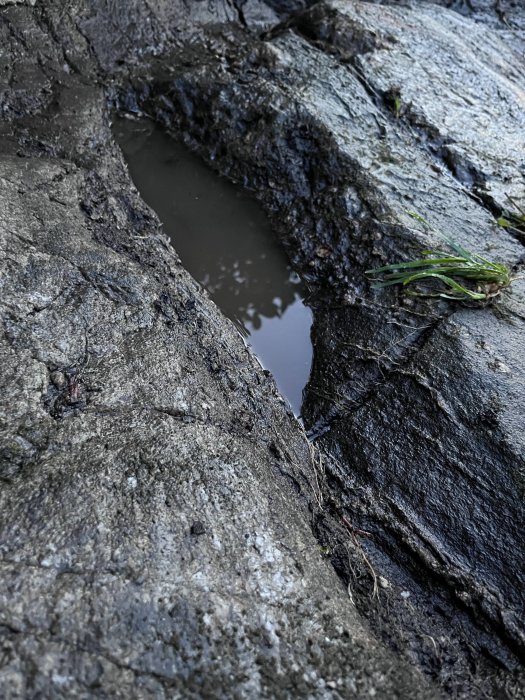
xmin=50 ymin=370 xmax=66 ymax=389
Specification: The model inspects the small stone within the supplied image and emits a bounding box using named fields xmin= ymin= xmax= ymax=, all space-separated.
xmin=316 ymin=246 xmax=331 ymax=259
xmin=190 ymin=521 xmax=206 ymax=536
xmin=378 ymin=576 xmax=389 ymax=589
xmin=50 ymin=370 xmax=66 ymax=389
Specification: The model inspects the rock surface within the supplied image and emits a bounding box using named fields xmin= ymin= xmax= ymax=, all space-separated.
xmin=0 ymin=1 xmax=437 ymax=698
xmin=1 ymin=0 xmax=524 ymax=698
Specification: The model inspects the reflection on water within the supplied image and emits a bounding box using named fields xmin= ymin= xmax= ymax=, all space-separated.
xmin=113 ymin=117 xmax=312 ymax=415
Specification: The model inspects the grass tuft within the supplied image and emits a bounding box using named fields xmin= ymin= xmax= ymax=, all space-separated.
xmin=497 ymin=195 xmax=525 ymax=235
xmin=366 ymin=212 xmax=513 ymax=302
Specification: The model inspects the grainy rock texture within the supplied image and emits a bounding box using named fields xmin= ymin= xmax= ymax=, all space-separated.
xmin=0 ymin=3 xmax=439 ymax=699
xmin=1 ymin=0 xmax=524 ymax=698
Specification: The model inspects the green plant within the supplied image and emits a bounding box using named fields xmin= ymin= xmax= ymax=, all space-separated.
xmin=366 ymin=212 xmax=513 ymax=301
xmin=497 ymin=196 xmax=525 ymax=235
xmin=394 ymin=96 xmax=402 ymax=118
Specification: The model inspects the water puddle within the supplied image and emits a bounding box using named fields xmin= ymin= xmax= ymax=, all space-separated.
xmin=113 ymin=117 xmax=313 ymax=416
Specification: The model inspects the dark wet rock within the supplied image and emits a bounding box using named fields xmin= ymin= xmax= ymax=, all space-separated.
xmin=0 ymin=1 xmax=440 ymax=698
xmin=1 ymin=0 xmax=524 ymax=698
xmin=2 ymin=143 xmax=434 ymax=697
xmin=301 ymin=0 xmax=525 ymax=218
xmin=114 ymin=0 xmax=525 ymax=691
xmin=74 ymin=0 xmax=315 ymax=72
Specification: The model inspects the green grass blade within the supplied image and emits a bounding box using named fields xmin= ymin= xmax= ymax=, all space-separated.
xmin=400 ymin=272 xmax=486 ymax=299
xmin=371 ymin=279 xmax=409 ymax=289
xmin=366 ymin=256 xmax=466 ymax=274
xmin=368 ymin=211 xmax=512 ymax=302
xmin=440 ymin=236 xmax=474 ymax=261
xmin=407 ymin=211 xmax=429 ymax=226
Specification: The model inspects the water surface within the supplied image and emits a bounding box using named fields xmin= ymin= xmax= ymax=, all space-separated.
xmin=113 ymin=117 xmax=312 ymax=415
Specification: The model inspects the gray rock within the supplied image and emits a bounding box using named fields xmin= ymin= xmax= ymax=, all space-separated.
xmin=0 ymin=1 xmax=438 ymax=698
xmin=307 ymin=0 xmax=525 ymax=215
xmin=118 ymin=0 xmax=525 ymax=689
xmin=1 ymin=0 xmax=524 ymax=697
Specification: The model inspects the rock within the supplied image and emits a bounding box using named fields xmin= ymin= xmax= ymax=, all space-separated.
xmin=302 ymin=0 xmax=525 ymax=217
xmin=0 ymin=1 xmax=437 ymax=698
xmin=1 ymin=0 xmax=524 ymax=697
xmin=115 ymin=0 xmax=525 ymax=690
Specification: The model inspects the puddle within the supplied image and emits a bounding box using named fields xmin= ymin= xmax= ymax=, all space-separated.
xmin=113 ymin=117 xmax=313 ymax=415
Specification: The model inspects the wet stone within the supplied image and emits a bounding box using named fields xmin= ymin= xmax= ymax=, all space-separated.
xmin=190 ymin=521 xmax=206 ymax=536
xmin=49 ymin=370 xmax=66 ymax=389
xmin=1 ymin=0 xmax=524 ymax=698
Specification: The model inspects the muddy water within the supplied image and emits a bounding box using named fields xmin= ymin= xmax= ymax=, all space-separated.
xmin=113 ymin=117 xmax=313 ymax=415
